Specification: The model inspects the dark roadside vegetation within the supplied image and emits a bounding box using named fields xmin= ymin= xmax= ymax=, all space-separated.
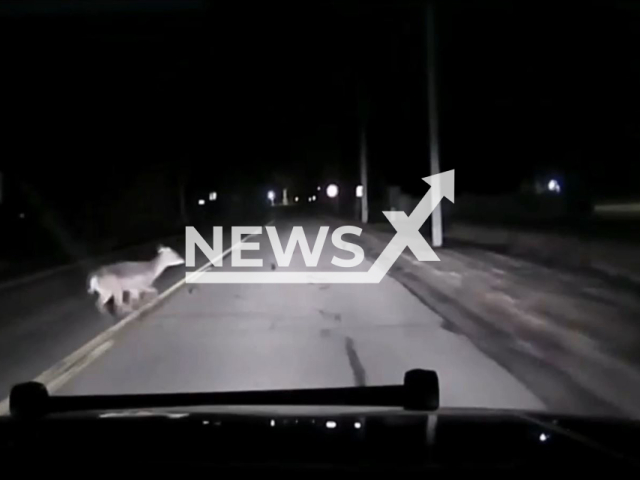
xmin=0 ymin=177 xmax=269 ymax=283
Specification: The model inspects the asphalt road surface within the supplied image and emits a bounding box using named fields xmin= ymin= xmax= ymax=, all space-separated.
xmin=58 ymin=210 xmax=544 ymax=411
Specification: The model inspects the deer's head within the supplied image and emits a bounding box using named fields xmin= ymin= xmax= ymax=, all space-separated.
xmin=157 ymin=245 xmax=185 ymax=266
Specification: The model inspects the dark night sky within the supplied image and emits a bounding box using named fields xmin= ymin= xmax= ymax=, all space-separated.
xmin=3 ymin=0 xmax=640 ymax=208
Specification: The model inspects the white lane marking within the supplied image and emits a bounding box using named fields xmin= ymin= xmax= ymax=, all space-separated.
xmin=45 ymin=340 xmax=115 ymax=394
xmin=0 ymin=222 xmax=273 ymax=415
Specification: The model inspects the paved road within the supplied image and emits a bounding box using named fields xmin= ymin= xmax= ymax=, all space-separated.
xmin=59 ymin=211 xmax=543 ymax=411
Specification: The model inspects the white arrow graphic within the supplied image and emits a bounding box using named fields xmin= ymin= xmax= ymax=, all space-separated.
xmin=370 ymin=169 xmax=455 ymax=279
xmin=188 ymin=170 xmax=454 ymax=284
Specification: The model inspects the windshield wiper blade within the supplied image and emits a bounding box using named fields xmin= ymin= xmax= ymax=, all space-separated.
xmin=9 ymin=369 xmax=439 ymax=417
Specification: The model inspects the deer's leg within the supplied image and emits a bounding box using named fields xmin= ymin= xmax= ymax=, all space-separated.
xmin=113 ymin=288 xmax=132 ymax=315
xmin=129 ymin=289 xmax=141 ymax=308
xmin=142 ymin=286 xmax=159 ymax=298
xmin=96 ymin=293 xmax=111 ymax=315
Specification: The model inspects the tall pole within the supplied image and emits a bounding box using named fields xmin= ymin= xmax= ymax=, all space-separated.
xmin=426 ymin=1 xmax=443 ymax=247
xmin=359 ymin=126 xmax=369 ymax=223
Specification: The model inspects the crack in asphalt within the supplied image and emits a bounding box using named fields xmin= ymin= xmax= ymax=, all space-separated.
xmin=345 ymin=336 xmax=367 ymax=387
xmin=318 ymin=308 xmax=342 ymax=322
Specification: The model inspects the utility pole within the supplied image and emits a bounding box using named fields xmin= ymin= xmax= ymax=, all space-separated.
xmin=359 ymin=126 xmax=369 ymax=223
xmin=426 ymin=0 xmax=443 ymax=247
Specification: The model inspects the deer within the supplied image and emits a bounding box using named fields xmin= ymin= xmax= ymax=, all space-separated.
xmin=87 ymin=245 xmax=185 ymax=315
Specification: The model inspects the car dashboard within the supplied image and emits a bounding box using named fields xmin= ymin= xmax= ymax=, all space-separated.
xmin=1 ymin=408 xmax=639 ymax=470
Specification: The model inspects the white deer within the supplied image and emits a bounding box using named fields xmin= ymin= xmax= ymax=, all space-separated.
xmin=87 ymin=245 xmax=185 ymax=315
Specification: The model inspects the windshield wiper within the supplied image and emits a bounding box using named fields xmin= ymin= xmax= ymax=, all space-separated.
xmin=9 ymin=369 xmax=439 ymax=417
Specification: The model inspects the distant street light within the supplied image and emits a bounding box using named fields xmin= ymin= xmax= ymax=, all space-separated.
xmin=311 ymin=195 xmax=317 ymax=202
xmin=209 ymin=191 xmax=217 ymax=201
xmin=356 ymin=185 xmax=363 ymax=198
xmin=326 ymin=184 xmax=339 ymax=198
xmin=317 ymin=186 xmax=321 ymax=191
xmin=295 ymin=196 xmax=299 ymax=202
xmin=198 ymin=199 xmax=205 ymax=206
xmin=268 ymin=190 xmax=276 ymax=206
xmin=548 ymin=179 xmax=561 ymax=193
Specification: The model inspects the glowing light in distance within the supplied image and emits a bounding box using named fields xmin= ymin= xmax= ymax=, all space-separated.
xmin=326 ymin=184 xmax=339 ymax=198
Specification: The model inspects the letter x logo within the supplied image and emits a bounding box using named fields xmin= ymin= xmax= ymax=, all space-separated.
xmin=382 ymin=170 xmax=455 ymax=262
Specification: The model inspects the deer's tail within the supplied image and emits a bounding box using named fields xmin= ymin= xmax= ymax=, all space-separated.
xmin=87 ymin=274 xmax=98 ymax=294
